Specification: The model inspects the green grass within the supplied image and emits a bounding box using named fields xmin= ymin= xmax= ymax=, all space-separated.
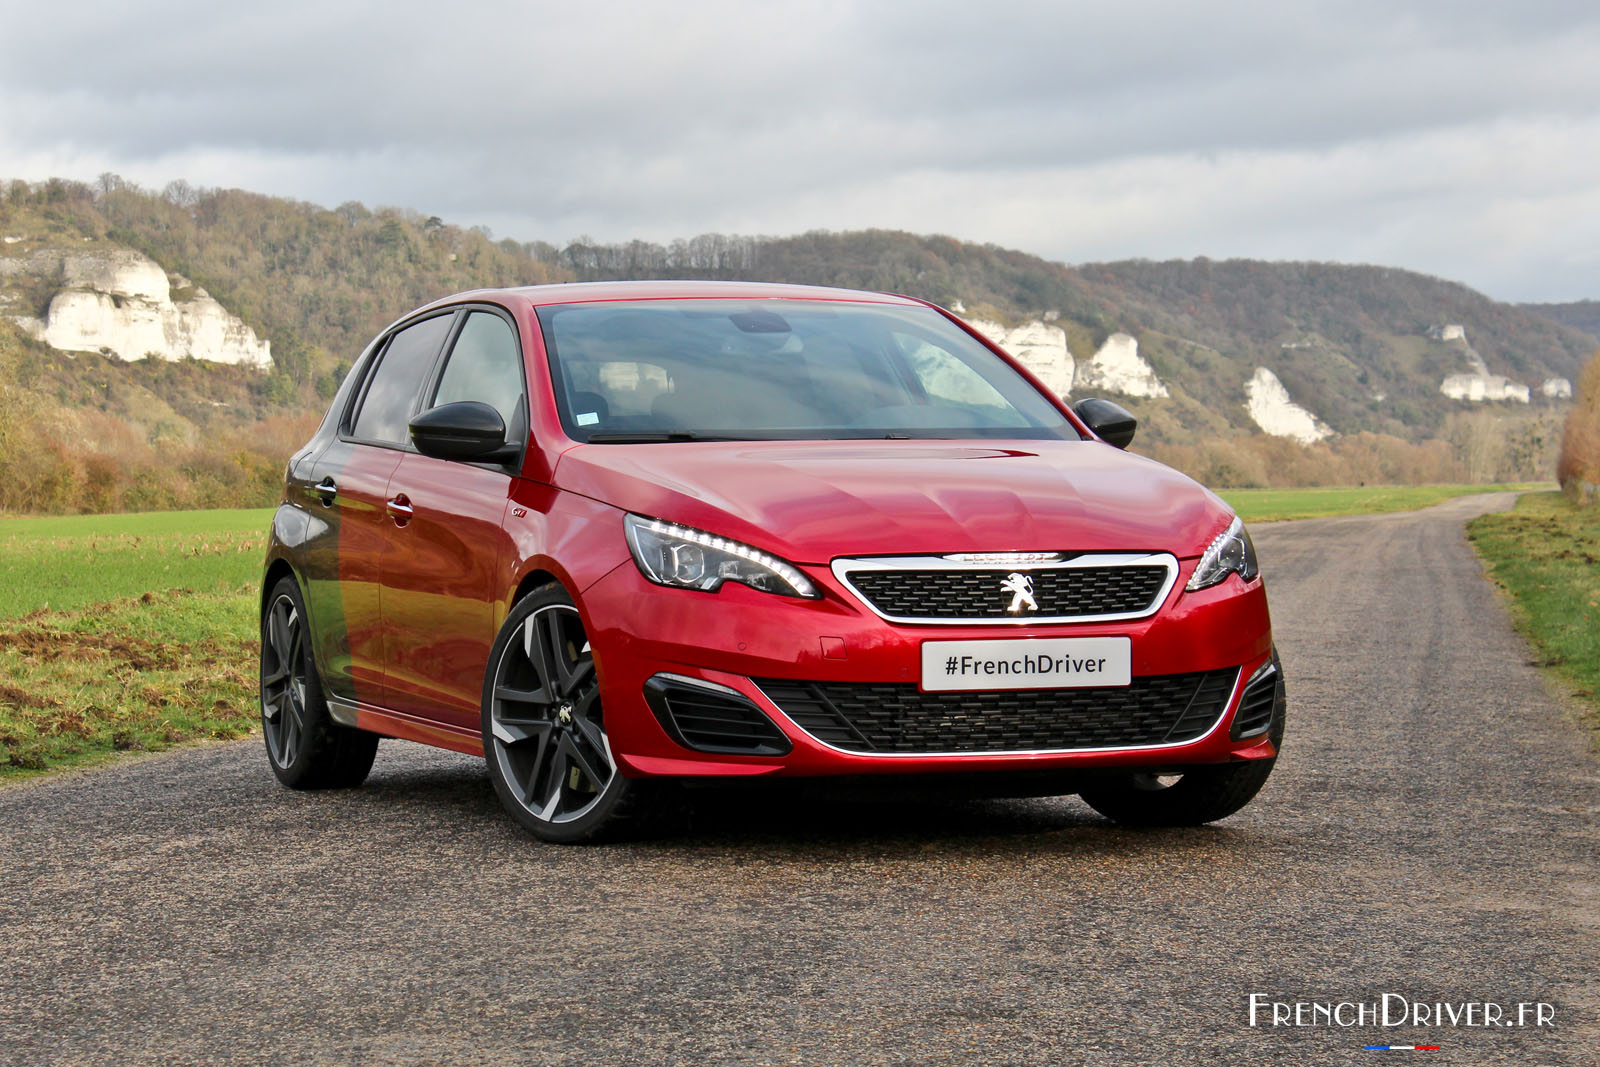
xmin=0 ymin=508 xmax=269 ymax=775
xmin=0 ymin=507 xmax=271 ymax=618
xmin=1222 ymin=483 xmax=1551 ymax=523
xmin=1467 ymin=492 xmax=1600 ymax=731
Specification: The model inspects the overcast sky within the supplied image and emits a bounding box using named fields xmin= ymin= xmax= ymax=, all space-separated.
xmin=4 ymin=0 xmax=1599 ymax=301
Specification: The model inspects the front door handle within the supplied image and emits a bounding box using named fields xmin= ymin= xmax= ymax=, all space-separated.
xmin=311 ymin=477 xmax=338 ymax=506
xmin=386 ymin=493 xmax=414 ymax=526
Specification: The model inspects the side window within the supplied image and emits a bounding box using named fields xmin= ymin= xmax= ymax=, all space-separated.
xmin=351 ymin=314 xmax=454 ymax=445
xmin=431 ymin=311 xmax=525 ymax=431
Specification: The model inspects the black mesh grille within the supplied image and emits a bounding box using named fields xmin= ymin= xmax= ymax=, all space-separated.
xmin=756 ymin=670 xmax=1238 ymax=754
xmin=843 ymin=565 xmax=1169 ymax=620
xmin=645 ymin=679 xmax=791 ymax=756
xmin=1231 ymin=665 xmax=1278 ymax=739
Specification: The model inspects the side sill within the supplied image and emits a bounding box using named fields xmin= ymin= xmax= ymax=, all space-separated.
xmin=325 ymin=696 xmax=484 ymax=758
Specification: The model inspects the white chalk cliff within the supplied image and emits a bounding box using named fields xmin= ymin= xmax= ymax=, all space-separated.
xmin=1074 ymin=332 xmax=1169 ymax=398
xmin=967 ymin=318 xmax=1074 ymax=398
xmin=1441 ymin=374 xmax=1531 ymax=403
xmin=7 ymin=249 xmax=271 ymax=368
xmin=1433 ymin=325 xmax=1528 ymax=404
xmin=1245 ymin=367 xmax=1332 ymax=444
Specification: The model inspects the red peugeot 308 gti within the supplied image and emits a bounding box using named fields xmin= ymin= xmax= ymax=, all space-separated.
xmin=260 ymin=281 xmax=1284 ymax=842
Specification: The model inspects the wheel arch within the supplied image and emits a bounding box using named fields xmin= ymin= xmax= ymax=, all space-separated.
xmin=511 ymin=567 xmax=562 ymax=606
xmin=261 ymin=557 xmax=301 ymax=616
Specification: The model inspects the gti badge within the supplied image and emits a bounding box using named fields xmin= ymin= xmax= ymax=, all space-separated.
xmin=1001 ymin=572 xmax=1038 ymax=614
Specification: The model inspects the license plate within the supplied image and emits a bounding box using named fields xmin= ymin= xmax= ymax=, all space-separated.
xmin=920 ymin=637 xmax=1132 ymax=692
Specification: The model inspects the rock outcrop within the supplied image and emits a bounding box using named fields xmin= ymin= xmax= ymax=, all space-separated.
xmin=966 ymin=318 xmax=1074 ymax=398
xmin=1074 ymin=332 xmax=1169 ymax=398
xmin=1432 ymin=324 xmax=1529 ymax=404
xmin=966 ymin=318 xmax=1169 ymax=400
xmin=1441 ymin=374 xmax=1531 ymax=403
xmin=1245 ymin=367 xmax=1332 ymax=444
xmin=5 ymin=249 xmax=271 ymax=368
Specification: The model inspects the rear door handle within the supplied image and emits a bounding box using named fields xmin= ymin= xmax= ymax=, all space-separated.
xmin=386 ymin=493 xmax=414 ymax=526
xmin=311 ymin=477 xmax=338 ymax=506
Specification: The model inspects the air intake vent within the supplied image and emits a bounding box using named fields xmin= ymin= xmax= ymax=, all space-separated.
xmin=755 ymin=669 xmax=1239 ymax=754
xmin=644 ymin=676 xmax=791 ymax=756
xmin=1231 ymin=660 xmax=1280 ymax=739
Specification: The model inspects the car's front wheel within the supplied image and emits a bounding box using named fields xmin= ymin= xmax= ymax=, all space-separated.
xmin=1080 ymin=655 xmax=1285 ymax=826
xmin=481 ymin=585 xmax=646 ymax=843
xmin=260 ymin=575 xmax=379 ymax=789
xmin=1077 ymin=760 xmax=1276 ymax=827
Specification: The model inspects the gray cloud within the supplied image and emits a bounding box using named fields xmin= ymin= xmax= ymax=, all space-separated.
xmin=4 ymin=0 xmax=1600 ymax=299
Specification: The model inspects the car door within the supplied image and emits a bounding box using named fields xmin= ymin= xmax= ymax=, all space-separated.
xmin=380 ymin=308 xmax=528 ymax=731
xmin=301 ymin=311 xmax=457 ymax=706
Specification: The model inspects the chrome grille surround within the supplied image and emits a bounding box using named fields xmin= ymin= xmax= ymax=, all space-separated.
xmin=830 ymin=551 xmax=1181 ymax=625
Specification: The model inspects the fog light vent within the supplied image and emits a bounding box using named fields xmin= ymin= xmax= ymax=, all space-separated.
xmin=1231 ymin=661 xmax=1279 ymax=739
xmin=644 ymin=675 xmax=792 ymax=756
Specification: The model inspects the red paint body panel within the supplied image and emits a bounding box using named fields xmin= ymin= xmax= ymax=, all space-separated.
xmin=553 ymin=439 xmax=1232 ymax=564
xmin=328 ymin=447 xmax=402 ymax=704
xmin=578 ymin=555 xmax=1273 ymax=778
xmin=381 ymin=454 xmax=513 ymax=730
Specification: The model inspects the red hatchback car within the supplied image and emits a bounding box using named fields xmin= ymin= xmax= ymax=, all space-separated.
xmin=260 ymin=281 xmax=1283 ymax=842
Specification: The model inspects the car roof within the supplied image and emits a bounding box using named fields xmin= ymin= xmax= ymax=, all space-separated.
xmin=416 ymin=279 xmax=930 ymax=314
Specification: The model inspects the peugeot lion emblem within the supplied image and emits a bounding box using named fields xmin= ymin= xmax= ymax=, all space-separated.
xmin=1001 ymin=572 xmax=1038 ymax=614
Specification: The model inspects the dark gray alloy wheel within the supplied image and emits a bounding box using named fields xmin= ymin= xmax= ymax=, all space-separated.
xmin=259 ymin=575 xmax=378 ymax=789
xmin=482 ymin=586 xmax=643 ymax=843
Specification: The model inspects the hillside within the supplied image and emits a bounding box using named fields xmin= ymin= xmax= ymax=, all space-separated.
xmin=1522 ymin=300 xmax=1600 ymax=343
xmin=1 ymin=176 xmax=1591 ymax=510
xmin=552 ymin=232 xmax=1590 ymax=439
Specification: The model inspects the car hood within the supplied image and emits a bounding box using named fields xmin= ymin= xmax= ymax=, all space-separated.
xmin=555 ymin=440 xmax=1233 ymax=564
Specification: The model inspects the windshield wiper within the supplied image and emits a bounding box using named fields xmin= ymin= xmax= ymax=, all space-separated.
xmin=584 ymin=432 xmax=763 ymax=443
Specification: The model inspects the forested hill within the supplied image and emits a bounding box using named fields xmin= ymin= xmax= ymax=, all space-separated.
xmin=557 ymin=231 xmax=1592 ymax=439
xmin=1522 ymin=300 xmax=1600 ymax=343
xmin=1 ymin=177 xmax=1593 ymax=511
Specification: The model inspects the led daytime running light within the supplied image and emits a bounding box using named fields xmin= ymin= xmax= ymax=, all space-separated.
xmin=1186 ymin=515 xmax=1254 ymax=591
xmin=626 ymin=515 xmax=818 ymax=598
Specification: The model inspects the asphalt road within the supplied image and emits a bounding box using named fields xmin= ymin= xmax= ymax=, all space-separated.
xmin=3 ymin=493 xmax=1596 ymax=1066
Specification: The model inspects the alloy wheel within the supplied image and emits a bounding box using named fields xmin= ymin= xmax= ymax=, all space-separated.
xmin=261 ymin=593 xmax=308 ymax=768
xmin=489 ymin=604 xmax=616 ymax=824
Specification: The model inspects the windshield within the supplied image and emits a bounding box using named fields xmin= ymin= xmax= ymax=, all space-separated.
xmin=536 ymin=299 xmax=1081 ymax=443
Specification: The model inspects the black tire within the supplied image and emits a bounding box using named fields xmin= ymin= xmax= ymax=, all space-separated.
xmin=1080 ymin=654 xmax=1286 ymax=827
xmin=260 ymin=575 xmax=379 ymax=789
xmin=481 ymin=584 xmax=647 ymax=844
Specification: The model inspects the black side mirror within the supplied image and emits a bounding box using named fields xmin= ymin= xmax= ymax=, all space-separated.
xmin=410 ymin=401 xmax=517 ymax=462
xmin=1072 ymin=397 xmax=1137 ymax=449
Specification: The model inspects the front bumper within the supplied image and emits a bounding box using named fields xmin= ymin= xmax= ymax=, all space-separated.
xmin=579 ymin=555 xmax=1276 ymax=780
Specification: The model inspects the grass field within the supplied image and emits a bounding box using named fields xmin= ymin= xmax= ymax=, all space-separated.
xmin=0 ymin=483 xmax=1557 ymax=776
xmin=1222 ymin=482 xmax=1551 ymax=523
xmin=0 ymin=509 xmax=269 ymax=774
xmin=1467 ymin=492 xmax=1600 ymax=730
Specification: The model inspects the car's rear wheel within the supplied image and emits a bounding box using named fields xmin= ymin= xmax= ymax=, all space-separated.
xmin=482 ymin=585 xmax=644 ymax=843
xmin=260 ymin=575 xmax=379 ymax=789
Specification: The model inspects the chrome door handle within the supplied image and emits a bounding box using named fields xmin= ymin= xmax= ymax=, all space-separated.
xmin=312 ymin=477 xmax=338 ymax=506
xmin=386 ymin=494 xmax=414 ymax=525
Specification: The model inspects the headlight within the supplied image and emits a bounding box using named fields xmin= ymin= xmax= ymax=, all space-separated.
xmin=1185 ymin=515 xmax=1260 ymax=591
xmin=623 ymin=514 xmax=820 ymax=598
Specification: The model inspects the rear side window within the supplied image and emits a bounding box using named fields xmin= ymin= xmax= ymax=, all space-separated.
xmin=431 ymin=311 xmax=525 ymax=431
xmin=351 ymin=314 xmax=454 ymax=445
